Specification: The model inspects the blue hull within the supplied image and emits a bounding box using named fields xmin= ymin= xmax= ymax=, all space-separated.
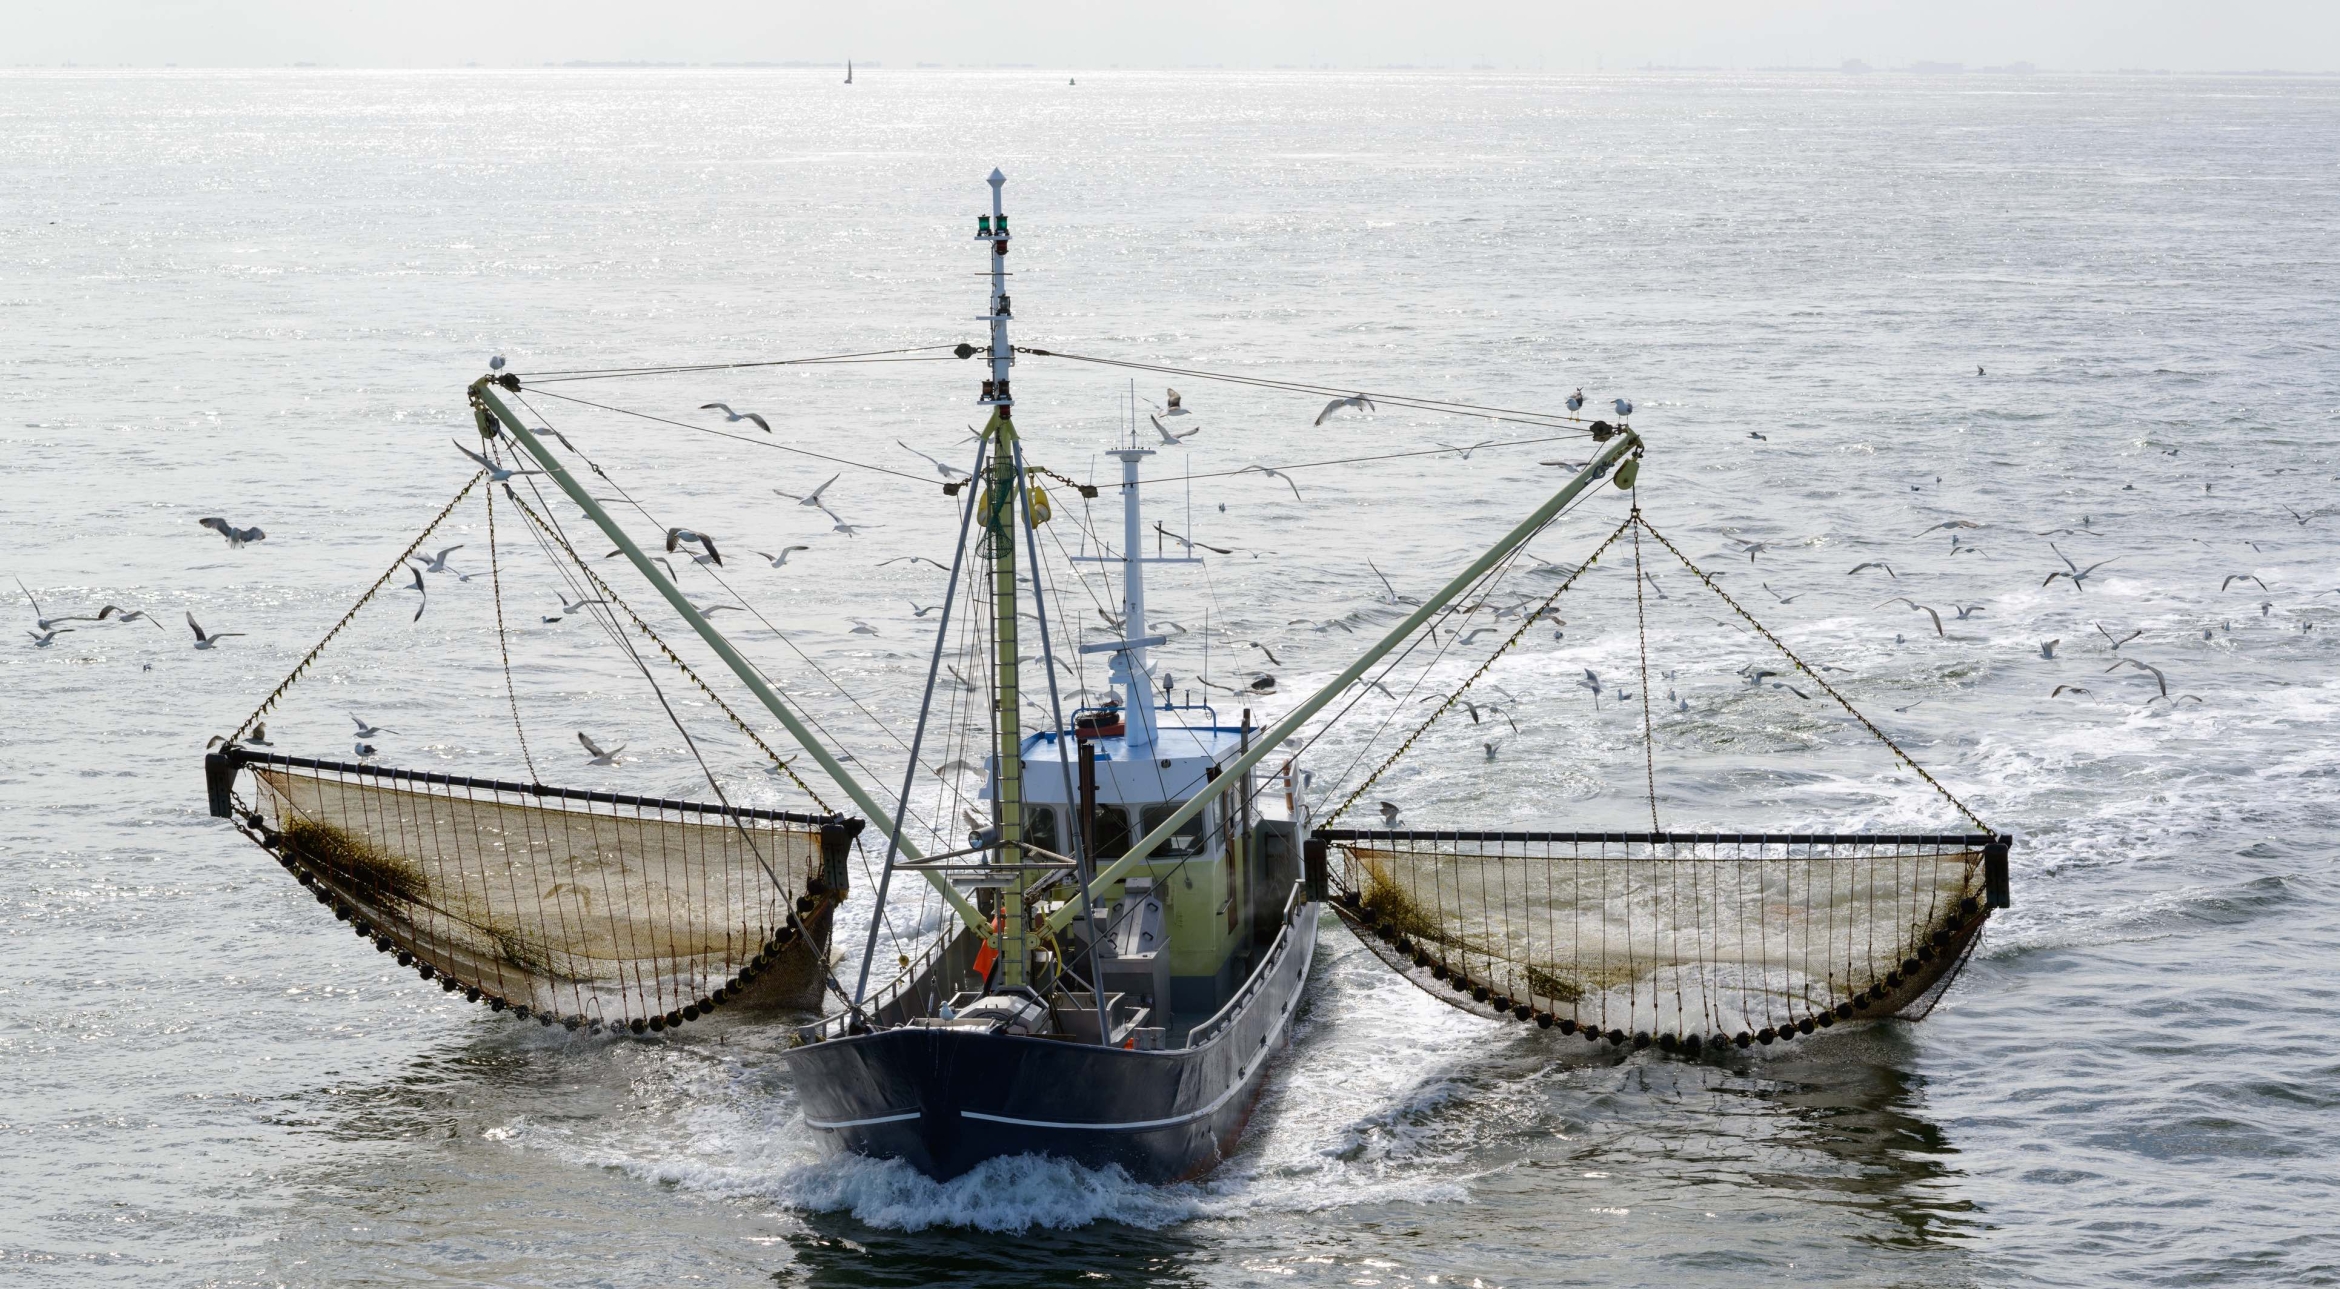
xmin=788 ymin=903 xmax=1318 ymax=1182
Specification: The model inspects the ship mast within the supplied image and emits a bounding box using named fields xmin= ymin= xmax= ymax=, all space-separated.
xmin=975 ymin=169 xmax=1031 ymax=990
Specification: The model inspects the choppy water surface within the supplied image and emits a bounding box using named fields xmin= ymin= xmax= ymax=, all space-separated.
xmin=4 ymin=68 xmax=2339 ymax=1287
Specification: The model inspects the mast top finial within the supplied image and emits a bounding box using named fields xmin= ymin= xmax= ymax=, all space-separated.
xmin=988 ymin=168 xmax=1006 ymax=188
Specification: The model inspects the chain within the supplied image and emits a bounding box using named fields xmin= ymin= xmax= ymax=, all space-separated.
xmin=1631 ymin=511 xmax=1660 ymax=831
xmin=501 ymin=487 xmax=833 ymax=811
xmin=1632 ymin=515 xmax=1992 ymax=832
xmin=228 ymin=473 xmax=485 ymax=742
xmin=485 ymin=483 xmax=542 ymax=783
xmin=1326 ymin=511 xmax=1639 ymax=827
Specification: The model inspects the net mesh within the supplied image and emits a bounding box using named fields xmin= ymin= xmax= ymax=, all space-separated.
xmin=1326 ymin=832 xmax=1994 ymax=1047
xmin=241 ymin=758 xmax=835 ymax=1031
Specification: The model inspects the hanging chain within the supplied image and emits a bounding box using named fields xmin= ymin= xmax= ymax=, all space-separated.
xmin=1631 ymin=510 xmax=1660 ymax=832
xmin=228 ymin=473 xmax=485 ymax=742
xmin=501 ymin=486 xmax=832 ymax=811
xmin=1326 ymin=511 xmax=1639 ymax=827
xmin=1632 ymin=515 xmax=1992 ymax=832
xmin=484 ymin=482 xmax=543 ymax=784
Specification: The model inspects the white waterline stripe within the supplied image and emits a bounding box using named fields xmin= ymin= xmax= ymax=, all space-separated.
xmin=804 ymin=1109 xmax=922 ymax=1130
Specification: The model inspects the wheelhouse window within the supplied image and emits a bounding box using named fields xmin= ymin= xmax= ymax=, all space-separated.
xmin=1089 ymin=805 xmax=1133 ymax=859
xmin=1024 ymin=806 xmax=1059 ymax=857
xmin=1138 ymin=802 xmax=1209 ymax=857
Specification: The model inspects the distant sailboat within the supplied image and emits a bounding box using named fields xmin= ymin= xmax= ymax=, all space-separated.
xmin=845 ymin=59 xmax=853 ymax=85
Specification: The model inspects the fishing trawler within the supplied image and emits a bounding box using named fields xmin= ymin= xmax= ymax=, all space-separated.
xmin=202 ymin=169 xmax=2011 ymax=1184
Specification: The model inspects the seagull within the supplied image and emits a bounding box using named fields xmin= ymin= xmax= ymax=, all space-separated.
xmin=2039 ymin=639 xmax=2060 ymax=659
xmin=1952 ymin=604 xmax=1987 ymax=620
xmin=1847 ymin=561 xmax=1897 ymax=579
xmin=26 ymin=627 xmax=71 ymax=647
xmin=1747 ymin=430 xmax=1767 ymax=441
xmin=1154 ymin=521 xmax=1233 ymax=556
xmin=700 ymin=403 xmax=772 ymax=433
xmin=542 ymin=592 xmax=607 ymax=622
xmin=412 ymin=545 xmax=465 ymax=574
xmin=1150 ymin=414 xmax=1199 ymax=444
xmin=1728 ymin=539 xmax=1770 ymax=563
xmin=92 ymin=605 xmax=165 ymax=630
xmin=943 ymin=665 xmax=978 ymax=692
xmin=1458 ymin=627 xmax=1497 ymax=645
xmin=2095 ymin=622 xmax=2142 ymax=653
xmin=1761 ymin=582 xmax=1801 ymax=604
xmin=1346 ymin=677 xmax=1397 ymax=700
xmin=1913 ymin=520 xmax=1983 ymax=537
xmin=1483 ymin=740 xmax=1502 ymax=760
xmin=1577 ymin=668 xmax=1604 ymax=710
xmin=16 ymin=579 xmax=98 ymax=632
xmin=1367 ymin=560 xmax=1422 ymax=607
xmin=898 ymin=439 xmax=969 ymax=478
xmin=1877 ymin=597 xmax=1944 ymax=638
xmin=878 ymin=555 xmax=952 ymax=572
xmin=2043 ymin=543 xmax=2117 ymax=593
xmin=1612 ymin=398 xmax=1634 ymax=418
xmin=1437 ymin=440 xmax=1497 ymax=460
xmin=2105 ymin=658 xmax=2169 ymax=700
xmin=1313 ymin=394 xmax=1375 ymax=426
xmin=909 ymin=601 xmax=940 ymax=618
xmin=1378 ymin=801 xmax=1402 ymax=828
xmin=1977 ymin=365 xmax=1986 ymax=376
xmin=1241 ymin=464 xmax=1303 ymax=500
xmin=351 ymin=715 xmax=399 ymax=738
xmin=197 ymin=516 xmax=267 ymax=548
xmin=1162 ymin=389 xmax=1189 ymax=416
xmin=186 ymin=613 xmax=243 ymax=650
xmin=1565 ymin=389 xmax=1584 ymax=413
xmin=577 ymin=731 xmax=627 ymax=765
xmin=830 ymin=517 xmax=869 ymax=538
xmin=452 ymin=440 xmax=543 ymax=482
xmin=1250 ymin=641 xmax=1282 ymax=665
xmin=2220 ymin=573 xmax=2269 ymax=593
xmin=604 ymin=549 xmax=679 ymax=579
xmin=665 ymin=528 xmax=722 ymax=566
xmin=489 ymin=355 xmax=506 ymax=371
xmin=848 ymin=618 xmax=878 ymax=635
xmin=354 ymin=742 xmax=377 ymax=758
xmin=775 ymin=473 xmax=842 ymax=510
xmin=245 ymin=722 xmax=273 ymax=746
xmin=2050 ymin=685 xmax=2089 ymax=698
xmin=1249 ymin=675 xmax=1277 ymax=694
xmin=400 ymin=565 xmax=427 ymax=620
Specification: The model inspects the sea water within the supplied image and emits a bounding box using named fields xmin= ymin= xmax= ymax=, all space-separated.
xmin=3 ymin=67 xmax=2337 ymax=1286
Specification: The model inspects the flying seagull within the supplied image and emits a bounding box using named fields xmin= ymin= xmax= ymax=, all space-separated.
xmin=898 ymin=440 xmax=970 ymax=478
xmin=1241 ymin=464 xmax=1303 ymax=500
xmin=1162 ymin=388 xmax=1189 ymax=416
xmin=2220 ymin=573 xmax=2268 ymax=593
xmin=1847 ymin=561 xmax=1897 ymax=579
xmin=452 ymin=440 xmax=543 ymax=482
xmin=186 ymin=612 xmax=243 ymax=650
xmin=1150 ymin=414 xmax=1199 ymax=444
xmin=2094 ymin=622 xmax=2142 ymax=653
xmin=1314 ymin=394 xmax=1375 ymax=426
xmin=198 ymin=516 xmax=266 ymax=548
xmin=92 ymin=605 xmax=165 ymax=630
xmin=351 ymin=714 xmax=399 ymax=738
xmin=577 ymin=731 xmax=627 ymax=765
xmin=700 ymin=403 xmax=772 ymax=433
xmin=1379 ymin=801 xmax=1402 ymax=828
xmin=412 ymin=545 xmax=464 ymax=574
xmin=665 ymin=527 xmax=722 ymax=566
xmin=17 ymin=579 xmax=97 ymax=632
xmin=26 ymin=627 xmax=72 ymax=647
xmin=2105 ymin=657 xmax=2169 ymax=701
xmin=776 ymin=473 xmax=842 ymax=510
xmin=400 ymin=565 xmax=427 ymax=620
xmin=2043 ymin=543 xmax=2117 ymax=593
xmin=1877 ymin=597 xmax=1945 ymax=638
xmin=756 ymin=545 xmax=812 ymax=567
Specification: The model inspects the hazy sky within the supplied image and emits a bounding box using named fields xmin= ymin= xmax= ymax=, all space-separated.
xmin=9 ymin=0 xmax=2338 ymax=73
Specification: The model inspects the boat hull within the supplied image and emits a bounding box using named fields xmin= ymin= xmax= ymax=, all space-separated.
xmin=788 ymin=902 xmax=1318 ymax=1182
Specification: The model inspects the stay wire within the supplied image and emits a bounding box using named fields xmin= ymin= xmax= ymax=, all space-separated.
xmin=483 ymin=482 xmax=543 ymax=783
xmin=1015 ymin=346 xmax=1601 ymax=432
xmin=517 ymin=343 xmax=968 ymax=382
xmin=518 ymin=386 xmax=937 ymax=485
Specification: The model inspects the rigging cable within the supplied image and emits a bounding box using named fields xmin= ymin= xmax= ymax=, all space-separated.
xmin=518 ymin=343 xmax=970 ymax=383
